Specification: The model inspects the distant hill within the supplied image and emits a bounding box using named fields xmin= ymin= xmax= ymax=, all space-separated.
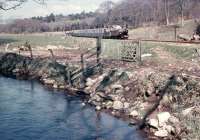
xmin=1 ymin=0 xmax=200 ymax=34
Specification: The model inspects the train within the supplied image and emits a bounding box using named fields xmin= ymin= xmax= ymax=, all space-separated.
xmin=66 ymin=25 xmax=128 ymax=39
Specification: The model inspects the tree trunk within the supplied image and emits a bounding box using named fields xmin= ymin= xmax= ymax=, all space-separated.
xmin=164 ymin=0 xmax=169 ymax=25
xmin=180 ymin=0 xmax=184 ymax=26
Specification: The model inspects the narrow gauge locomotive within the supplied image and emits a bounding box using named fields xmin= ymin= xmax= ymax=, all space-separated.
xmin=67 ymin=25 xmax=128 ymax=39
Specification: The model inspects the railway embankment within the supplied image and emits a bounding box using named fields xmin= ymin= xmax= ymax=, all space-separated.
xmin=0 ymin=52 xmax=199 ymax=140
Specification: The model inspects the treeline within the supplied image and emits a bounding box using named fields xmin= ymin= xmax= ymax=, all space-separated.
xmin=97 ymin=0 xmax=200 ymax=27
xmin=0 ymin=12 xmax=97 ymax=33
xmin=1 ymin=0 xmax=200 ymax=33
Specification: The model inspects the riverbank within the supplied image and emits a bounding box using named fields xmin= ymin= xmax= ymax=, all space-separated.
xmin=0 ymin=52 xmax=199 ymax=140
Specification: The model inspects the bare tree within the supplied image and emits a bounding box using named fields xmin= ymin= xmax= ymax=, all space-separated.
xmin=176 ymin=0 xmax=185 ymax=26
xmin=0 ymin=0 xmax=45 ymax=10
xmin=164 ymin=0 xmax=170 ymax=25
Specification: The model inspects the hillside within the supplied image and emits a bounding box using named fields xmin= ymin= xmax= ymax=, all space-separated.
xmin=129 ymin=19 xmax=199 ymax=41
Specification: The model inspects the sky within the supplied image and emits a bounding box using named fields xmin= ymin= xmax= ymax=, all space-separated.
xmin=0 ymin=0 xmax=120 ymax=22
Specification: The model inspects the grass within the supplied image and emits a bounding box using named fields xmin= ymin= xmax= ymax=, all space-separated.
xmin=0 ymin=33 xmax=96 ymax=49
xmin=0 ymin=33 xmax=200 ymax=61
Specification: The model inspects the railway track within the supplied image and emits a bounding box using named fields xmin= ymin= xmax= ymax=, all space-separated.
xmin=127 ymin=39 xmax=200 ymax=44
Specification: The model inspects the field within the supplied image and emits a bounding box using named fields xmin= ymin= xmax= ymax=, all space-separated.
xmin=0 ymin=19 xmax=200 ymax=75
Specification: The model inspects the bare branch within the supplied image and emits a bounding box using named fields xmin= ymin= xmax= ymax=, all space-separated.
xmin=0 ymin=0 xmax=45 ymax=10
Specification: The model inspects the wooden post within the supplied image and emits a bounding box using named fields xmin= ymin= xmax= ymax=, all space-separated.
xmin=96 ymin=36 xmax=102 ymax=73
xmin=48 ymin=49 xmax=56 ymax=62
xmin=137 ymin=40 xmax=142 ymax=63
xmin=173 ymin=25 xmax=180 ymax=41
xmin=96 ymin=37 xmax=102 ymax=64
xmin=81 ymin=54 xmax=84 ymax=72
xmin=174 ymin=27 xmax=177 ymax=41
xmin=80 ymin=54 xmax=85 ymax=85
xmin=28 ymin=45 xmax=33 ymax=59
xmin=67 ymin=70 xmax=72 ymax=86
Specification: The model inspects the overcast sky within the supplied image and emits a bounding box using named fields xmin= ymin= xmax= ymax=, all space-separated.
xmin=0 ymin=0 xmax=120 ymax=21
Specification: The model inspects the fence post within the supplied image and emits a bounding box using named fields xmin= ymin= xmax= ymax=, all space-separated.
xmin=96 ymin=36 xmax=102 ymax=64
xmin=96 ymin=36 xmax=103 ymax=73
xmin=80 ymin=54 xmax=85 ymax=85
xmin=28 ymin=45 xmax=33 ymax=59
xmin=67 ymin=70 xmax=72 ymax=86
xmin=48 ymin=49 xmax=56 ymax=62
xmin=137 ymin=40 xmax=142 ymax=63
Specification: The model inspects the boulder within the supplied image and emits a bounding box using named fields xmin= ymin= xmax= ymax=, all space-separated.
xmin=111 ymin=84 xmax=123 ymax=90
xmin=148 ymin=119 xmax=159 ymax=128
xmin=96 ymin=92 xmax=106 ymax=98
xmin=169 ymin=116 xmax=179 ymax=124
xmin=182 ymin=107 xmax=195 ymax=116
xmin=53 ymin=84 xmax=58 ymax=89
xmin=146 ymin=82 xmax=154 ymax=96
xmin=113 ymin=100 xmax=123 ymax=110
xmin=154 ymin=129 xmax=168 ymax=137
xmin=115 ymin=89 xmax=124 ymax=94
xmin=125 ymin=86 xmax=130 ymax=92
xmin=86 ymin=78 xmax=95 ymax=87
xmin=164 ymin=125 xmax=175 ymax=134
xmin=43 ymin=79 xmax=55 ymax=85
xmin=91 ymin=94 xmax=102 ymax=102
xmin=96 ymin=106 xmax=101 ymax=111
xmin=106 ymin=101 xmax=113 ymax=109
xmin=157 ymin=112 xmax=171 ymax=126
xmin=123 ymin=102 xmax=130 ymax=109
xmin=130 ymin=110 xmax=139 ymax=117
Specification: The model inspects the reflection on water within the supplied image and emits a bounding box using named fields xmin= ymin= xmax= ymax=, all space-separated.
xmin=0 ymin=77 xmax=145 ymax=140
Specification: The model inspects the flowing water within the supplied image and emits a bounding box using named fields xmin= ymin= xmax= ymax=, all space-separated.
xmin=0 ymin=76 xmax=146 ymax=140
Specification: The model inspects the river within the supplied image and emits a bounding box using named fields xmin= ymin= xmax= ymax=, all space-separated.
xmin=0 ymin=76 xmax=146 ymax=140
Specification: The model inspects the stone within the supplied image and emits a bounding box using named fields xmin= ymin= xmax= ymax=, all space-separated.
xmin=157 ymin=112 xmax=171 ymax=126
xmin=130 ymin=110 xmax=139 ymax=117
xmin=162 ymin=95 xmax=170 ymax=104
xmin=182 ymin=107 xmax=195 ymax=116
xmin=92 ymin=94 xmax=102 ymax=102
xmin=123 ymin=102 xmax=130 ymax=109
xmin=121 ymin=97 xmax=126 ymax=102
xmin=125 ymin=86 xmax=130 ymax=92
xmin=98 ymin=75 xmax=105 ymax=81
xmin=169 ymin=116 xmax=179 ymax=124
xmin=113 ymin=100 xmax=123 ymax=110
xmin=44 ymin=79 xmax=55 ymax=85
xmin=154 ymin=129 xmax=168 ymax=137
xmin=86 ymin=78 xmax=95 ymax=87
xmin=84 ymin=87 xmax=91 ymax=92
xmin=164 ymin=125 xmax=175 ymax=134
xmin=53 ymin=84 xmax=58 ymax=89
xmin=146 ymin=82 xmax=154 ymax=96
xmin=109 ymin=94 xmax=121 ymax=101
xmin=115 ymin=89 xmax=124 ymax=94
xmin=111 ymin=84 xmax=123 ymax=90
xmin=81 ymin=103 xmax=86 ymax=106
xmin=148 ymin=119 xmax=159 ymax=128
xmin=106 ymin=101 xmax=113 ymax=109
xmin=59 ymin=85 xmax=66 ymax=89
xmin=96 ymin=106 xmax=101 ymax=111
xmin=96 ymin=92 xmax=106 ymax=98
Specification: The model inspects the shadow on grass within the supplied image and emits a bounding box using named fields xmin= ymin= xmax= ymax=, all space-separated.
xmin=0 ymin=38 xmax=18 ymax=45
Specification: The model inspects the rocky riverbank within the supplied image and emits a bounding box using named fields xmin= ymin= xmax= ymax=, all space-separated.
xmin=0 ymin=53 xmax=199 ymax=140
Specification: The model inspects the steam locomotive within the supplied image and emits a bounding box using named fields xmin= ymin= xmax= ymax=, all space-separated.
xmin=67 ymin=25 xmax=128 ymax=39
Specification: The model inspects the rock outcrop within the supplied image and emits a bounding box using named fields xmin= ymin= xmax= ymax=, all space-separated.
xmin=0 ymin=53 xmax=71 ymax=89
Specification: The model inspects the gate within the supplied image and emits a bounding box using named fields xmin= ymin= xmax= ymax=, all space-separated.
xmin=121 ymin=40 xmax=141 ymax=62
